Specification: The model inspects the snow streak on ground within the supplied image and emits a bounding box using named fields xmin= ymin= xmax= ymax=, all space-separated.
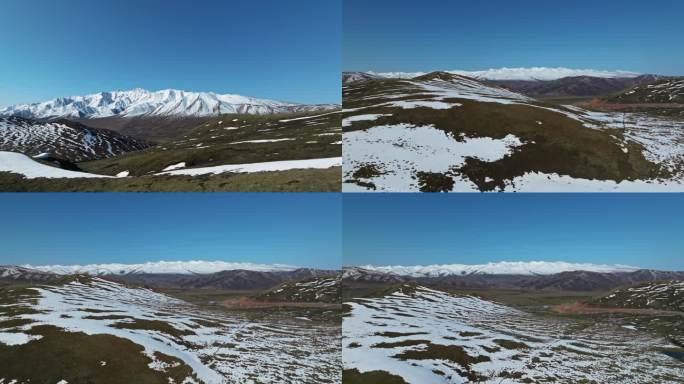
xmin=158 ymin=157 xmax=341 ymax=176
xmin=342 ymin=114 xmax=392 ymax=128
xmin=343 ymin=124 xmax=523 ymax=192
xmin=0 ymin=278 xmax=340 ymax=383
xmin=343 ymin=286 xmax=684 ymax=383
xmin=0 ymin=152 xmax=340 ymax=179
xmin=0 ymin=152 xmax=111 ymax=179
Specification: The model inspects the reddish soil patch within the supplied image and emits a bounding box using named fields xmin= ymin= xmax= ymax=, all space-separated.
xmin=220 ymin=297 xmax=339 ymax=309
xmin=552 ymin=301 xmax=684 ymax=316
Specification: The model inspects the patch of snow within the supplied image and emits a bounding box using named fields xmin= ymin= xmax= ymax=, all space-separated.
xmin=342 ymin=114 xmax=392 ymax=127
xmin=505 ymin=172 xmax=684 ymax=192
xmin=161 ymin=162 xmax=186 ymax=172
xmin=388 ymin=100 xmax=461 ymax=110
xmin=343 ymin=124 xmax=523 ymax=192
xmin=230 ymin=138 xmax=294 ymax=144
xmin=158 ymin=157 xmax=341 ymax=176
xmin=279 ymin=110 xmax=341 ymax=122
xmin=116 ymin=170 xmax=130 ymax=177
xmin=0 ymin=151 xmax=112 ymax=179
xmin=0 ymin=331 xmax=43 ymax=346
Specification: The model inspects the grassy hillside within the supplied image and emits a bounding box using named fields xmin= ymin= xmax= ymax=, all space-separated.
xmin=79 ymin=111 xmax=341 ymax=177
xmin=0 ymin=167 xmax=340 ymax=192
xmin=343 ymin=76 xmax=667 ymax=191
xmin=1 ymin=110 xmax=341 ymax=191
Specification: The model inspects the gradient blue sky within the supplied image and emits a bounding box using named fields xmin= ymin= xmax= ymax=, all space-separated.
xmin=344 ymin=194 xmax=684 ymax=271
xmin=0 ymin=0 xmax=340 ymax=107
xmin=344 ymin=0 xmax=684 ymax=75
xmin=0 ymin=193 xmax=341 ymax=269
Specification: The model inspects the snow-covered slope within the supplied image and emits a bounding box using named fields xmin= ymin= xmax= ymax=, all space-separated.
xmin=261 ymin=275 xmax=341 ymax=303
xmin=358 ymin=261 xmax=639 ymax=277
xmin=344 ymin=285 xmax=683 ymax=383
xmin=368 ymin=67 xmax=641 ymax=81
xmin=612 ymin=78 xmax=684 ymax=103
xmin=0 ymin=277 xmax=340 ymax=383
xmin=594 ymin=280 xmax=684 ymax=311
xmin=0 ymin=151 xmax=112 ymax=178
xmin=0 ymin=116 xmax=149 ymax=161
xmin=24 ymin=260 xmax=298 ymax=276
xmin=0 ymin=89 xmax=338 ymax=119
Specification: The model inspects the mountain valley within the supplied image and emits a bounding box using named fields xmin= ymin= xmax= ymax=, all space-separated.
xmin=0 ymin=89 xmax=341 ymax=191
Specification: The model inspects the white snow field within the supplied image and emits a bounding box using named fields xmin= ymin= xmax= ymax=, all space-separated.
xmin=343 ymin=286 xmax=684 ymax=383
xmin=343 ymin=124 xmax=524 ymax=192
xmin=0 ymin=278 xmax=340 ymax=383
xmin=343 ymin=73 xmax=684 ymax=192
xmin=0 ymin=151 xmax=111 ymax=179
xmin=0 ymin=89 xmax=338 ymax=119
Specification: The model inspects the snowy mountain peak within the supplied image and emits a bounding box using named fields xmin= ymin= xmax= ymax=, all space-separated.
xmin=367 ymin=67 xmax=642 ymax=81
xmin=0 ymin=89 xmax=338 ymax=119
xmin=358 ymin=261 xmax=640 ymax=277
xmin=23 ymin=260 xmax=299 ymax=276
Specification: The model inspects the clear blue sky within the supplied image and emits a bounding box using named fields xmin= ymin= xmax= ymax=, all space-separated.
xmin=0 ymin=193 xmax=341 ymax=269
xmin=344 ymin=0 xmax=684 ymax=75
xmin=344 ymin=194 xmax=684 ymax=271
xmin=0 ymin=0 xmax=341 ymax=107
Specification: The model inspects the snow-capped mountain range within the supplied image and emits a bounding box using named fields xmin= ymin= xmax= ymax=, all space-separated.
xmin=359 ymin=261 xmax=640 ymax=277
xmin=24 ymin=260 xmax=299 ymax=275
xmin=366 ymin=67 xmax=641 ymax=81
xmin=0 ymin=89 xmax=338 ymax=119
